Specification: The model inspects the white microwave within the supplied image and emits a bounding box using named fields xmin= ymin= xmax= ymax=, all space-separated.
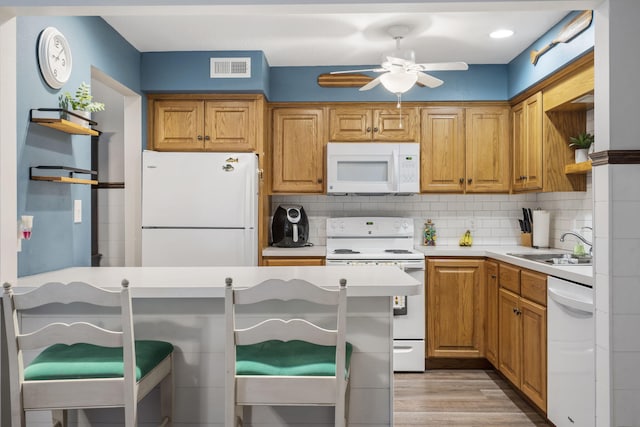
xmin=326 ymin=142 xmax=420 ymax=195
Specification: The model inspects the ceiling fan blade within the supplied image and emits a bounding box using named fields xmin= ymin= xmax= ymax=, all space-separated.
xmin=413 ymin=62 xmax=469 ymax=71
xmin=359 ymin=76 xmax=382 ymax=91
xmin=330 ymin=68 xmax=385 ymax=75
xmin=416 ymin=72 xmax=444 ymax=88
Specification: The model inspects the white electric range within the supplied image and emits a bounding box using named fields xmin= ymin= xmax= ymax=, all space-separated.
xmin=325 ymin=217 xmax=425 ymax=372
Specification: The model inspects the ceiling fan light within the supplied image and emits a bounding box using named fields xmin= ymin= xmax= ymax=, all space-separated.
xmin=379 ymin=72 xmax=418 ymax=94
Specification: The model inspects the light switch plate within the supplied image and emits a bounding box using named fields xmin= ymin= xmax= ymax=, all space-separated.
xmin=74 ymin=200 xmax=82 ymax=223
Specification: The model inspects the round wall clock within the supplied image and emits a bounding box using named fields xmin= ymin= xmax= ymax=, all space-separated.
xmin=37 ymin=27 xmax=73 ymax=90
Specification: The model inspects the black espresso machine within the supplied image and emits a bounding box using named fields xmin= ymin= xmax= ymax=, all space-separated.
xmin=271 ymin=205 xmax=309 ymax=247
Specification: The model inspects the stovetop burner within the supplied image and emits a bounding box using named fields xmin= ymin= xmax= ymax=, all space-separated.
xmin=385 ymin=249 xmax=412 ymax=254
xmin=332 ymin=249 xmax=361 ymax=254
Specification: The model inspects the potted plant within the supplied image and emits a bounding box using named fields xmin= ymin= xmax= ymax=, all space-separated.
xmin=58 ymin=82 xmax=105 ymax=127
xmin=569 ymin=132 xmax=594 ymax=163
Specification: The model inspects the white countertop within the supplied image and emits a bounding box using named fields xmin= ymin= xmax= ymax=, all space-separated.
xmin=16 ymin=266 xmax=420 ymax=298
xmin=262 ymin=245 xmax=593 ymax=286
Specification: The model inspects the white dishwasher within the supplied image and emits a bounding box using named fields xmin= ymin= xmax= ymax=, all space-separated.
xmin=547 ymin=276 xmax=595 ymax=427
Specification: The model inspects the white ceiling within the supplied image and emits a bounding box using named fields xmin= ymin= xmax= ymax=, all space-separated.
xmin=102 ymin=8 xmax=571 ymax=66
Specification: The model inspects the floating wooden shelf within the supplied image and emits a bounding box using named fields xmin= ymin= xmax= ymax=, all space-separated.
xmin=30 ymin=166 xmax=98 ymax=185
xmin=30 ymin=108 xmax=99 ymax=136
xmin=564 ymin=160 xmax=592 ymax=175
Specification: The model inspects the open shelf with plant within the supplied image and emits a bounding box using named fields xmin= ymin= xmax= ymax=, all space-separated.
xmin=30 ymin=108 xmax=99 ymax=136
xmin=30 ymin=166 xmax=98 ymax=185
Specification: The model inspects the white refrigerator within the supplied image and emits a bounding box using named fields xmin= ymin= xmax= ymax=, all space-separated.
xmin=141 ymin=151 xmax=258 ymax=267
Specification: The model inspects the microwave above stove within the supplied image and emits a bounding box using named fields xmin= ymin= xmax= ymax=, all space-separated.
xmin=326 ymin=142 xmax=420 ymax=195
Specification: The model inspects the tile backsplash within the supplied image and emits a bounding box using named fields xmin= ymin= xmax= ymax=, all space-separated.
xmin=271 ymin=177 xmax=592 ymax=250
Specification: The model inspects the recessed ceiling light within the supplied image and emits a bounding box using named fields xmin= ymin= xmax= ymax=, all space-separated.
xmin=490 ymin=29 xmax=514 ymax=39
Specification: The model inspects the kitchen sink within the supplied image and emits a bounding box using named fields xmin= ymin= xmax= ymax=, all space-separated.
xmin=507 ymin=252 xmax=593 ymax=266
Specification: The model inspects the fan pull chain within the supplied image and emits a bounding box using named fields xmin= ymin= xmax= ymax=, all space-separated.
xmin=396 ymin=94 xmax=404 ymax=128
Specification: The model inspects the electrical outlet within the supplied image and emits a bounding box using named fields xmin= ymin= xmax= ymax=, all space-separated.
xmin=74 ymin=200 xmax=82 ymax=223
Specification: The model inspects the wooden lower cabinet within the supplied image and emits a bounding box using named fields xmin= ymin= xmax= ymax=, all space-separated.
xmin=427 ymin=258 xmax=485 ymax=358
xmin=520 ymin=297 xmax=547 ymax=411
xmin=498 ymin=263 xmax=547 ymax=413
xmin=485 ymin=260 xmax=499 ymax=367
xmin=262 ymin=257 xmax=325 ymax=266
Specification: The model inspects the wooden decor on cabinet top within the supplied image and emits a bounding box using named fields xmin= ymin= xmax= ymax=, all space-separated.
xmin=147 ymin=94 xmax=263 ymax=152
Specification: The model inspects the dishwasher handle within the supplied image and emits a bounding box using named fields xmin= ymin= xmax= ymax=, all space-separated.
xmin=548 ymin=286 xmax=593 ymax=314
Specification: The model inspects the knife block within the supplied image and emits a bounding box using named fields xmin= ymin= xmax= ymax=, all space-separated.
xmin=520 ymin=232 xmax=532 ymax=247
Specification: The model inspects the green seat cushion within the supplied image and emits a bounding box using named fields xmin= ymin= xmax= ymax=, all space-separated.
xmin=236 ymin=340 xmax=353 ymax=377
xmin=24 ymin=340 xmax=173 ymax=382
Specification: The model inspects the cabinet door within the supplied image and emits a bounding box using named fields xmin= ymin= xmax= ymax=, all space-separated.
xmin=373 ymin=108 xmax=418 ymax=141
xmin=520 ymin=298 xmax=547 ymax=411
xmin=465 ymin=107 xmax=510 ymax=193
xmin=427 ymin=259 xmax=485 ymax=358
xmin=272 ymin=108 xmax=325 ymax=193
xmin=328 ymin=107 xmax=372 ymax=141
xmin=523 ymin=93 xmax=543 ymax=190
xmin=498 ymin=288 xmax=521 ymax=386
xmin=204 ymin=101 xmax=255 ymax=152
xmin=263 ymin=257 xmax=325 ymax=266
xmin=485 ymin=260 xmax=499 ymax=367
xmin=511 ymin=102 xmax=526 ymax=191
xmin=420 ymin=108 xmax=465 ymax=193
xmin=152 ymin=100 xmax=204 ymax=151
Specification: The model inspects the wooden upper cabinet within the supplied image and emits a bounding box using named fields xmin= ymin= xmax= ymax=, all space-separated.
xmin=328 ymin=106 xmax=417 ymax=142
xmin=512 ymin=92 xmax=543 ymax=192
xmin=149 ymin=95 xmax=259 ymax=152
xmin=271 ymin=108 xmax=325 ymax=193
xmin=427 ymin=258 xmax=485 ymax=358
xmin=465 ymin=106 xmax=510 ymax=193
xmin=153 ymin=100 xmax=205 ymax=151
xmin=203 ymin=101 xmax=256 ymax=152
xmin=420 ymin=108 xmax=465 ymax=192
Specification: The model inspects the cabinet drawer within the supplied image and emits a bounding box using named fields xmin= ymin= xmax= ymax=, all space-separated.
xmin=499 ymin=263 xmax=520 ymax=294
xmin=521 ymin=270 xmax=547 ymax=306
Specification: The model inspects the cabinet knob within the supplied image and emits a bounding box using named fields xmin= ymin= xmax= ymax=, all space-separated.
xmin=366 ymin=127 xmax=372 ymax=132
xmin=197 ymin=135 xmax=203 ymax=141
xmin=459 ymin=178 xmax=464 ymax=184
xmin=468 ymin=178 xmax=473 ymax=184
xmin=205 ymin=135 xmax=211 ymax=141
xmin=373 ymin=127 xmax=379 ymax=133
xmin=513 ymin=307 xmax=517 ymax=314
xmin=491 ymin=275 xmax=497 ymax=279
xmin=317 ymin=178 xmax=323 ymax=184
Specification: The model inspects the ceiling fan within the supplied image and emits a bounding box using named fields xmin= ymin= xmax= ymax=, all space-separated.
xmin=330 ymin=25 xmax=468 ymax=104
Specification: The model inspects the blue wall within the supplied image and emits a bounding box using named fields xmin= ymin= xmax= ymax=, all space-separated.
xmin=508 ymin=10 xmax=594 ymax=98
xmin=268 ymin=64 xmax=508 ymax=102
xmin=141 ymin=51 xmax=270 ymax=98
xmin=17 ymin=16 xmax=141 ymax=276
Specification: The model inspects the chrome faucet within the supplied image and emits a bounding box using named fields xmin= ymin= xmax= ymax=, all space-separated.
xmin=560 ymin=231 xmax=593 ymax=255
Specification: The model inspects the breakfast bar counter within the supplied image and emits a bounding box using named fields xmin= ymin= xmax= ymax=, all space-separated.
xmin=7 ymin=265 xmax=419 ymax=427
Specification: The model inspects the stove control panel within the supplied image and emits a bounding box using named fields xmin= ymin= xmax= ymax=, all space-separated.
xmin=327 ymin=217 xmax=413 ymax=237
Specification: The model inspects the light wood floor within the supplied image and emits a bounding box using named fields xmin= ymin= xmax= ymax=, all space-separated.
xmin=394 ymin=370 xmax=550 ymax=426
